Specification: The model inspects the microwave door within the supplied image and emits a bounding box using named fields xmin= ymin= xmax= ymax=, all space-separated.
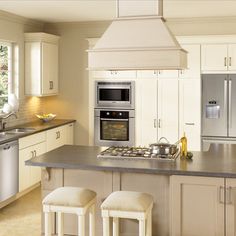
xmin=202 ymin=74 xmax=228 ymax=137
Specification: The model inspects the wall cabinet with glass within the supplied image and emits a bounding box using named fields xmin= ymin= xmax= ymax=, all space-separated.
xmin=24 ymin=33 xmax=60 ymax=96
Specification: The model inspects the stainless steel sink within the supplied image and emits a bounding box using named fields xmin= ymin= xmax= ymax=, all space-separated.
xmin=6 ymin=127 xmax=36 ymax=134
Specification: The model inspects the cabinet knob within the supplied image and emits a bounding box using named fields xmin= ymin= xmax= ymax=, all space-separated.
xmin=49 ymin=81 xmax=53 ymax=90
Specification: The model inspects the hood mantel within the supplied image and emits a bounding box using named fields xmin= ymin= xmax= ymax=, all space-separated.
xmin=87 ymin=0 xmax=187 ymax=71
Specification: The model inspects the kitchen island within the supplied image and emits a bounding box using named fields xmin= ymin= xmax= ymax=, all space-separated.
xmin=26 ymin=144 xmax=236 ymax=236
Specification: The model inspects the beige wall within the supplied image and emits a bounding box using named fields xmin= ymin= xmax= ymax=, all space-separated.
xmin=44 ymin=17 xmax=236 ymax=145
xmin=0 ymin=11 xmax=46 ymax=127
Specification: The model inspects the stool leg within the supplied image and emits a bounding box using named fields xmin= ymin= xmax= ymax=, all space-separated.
xmin=113 ymin=217 xmax=119 ymax=236
xmin=58 ymin=212 xmax=64 ymax=236
xmin=89 ymin=204 xmax=95 ymax=236
xmin=103 ymin=217 xmax=110 ymax=236
xmin=78 ymin=215 xmax=85 ymax=236
xmin=146 ymin=211 xmax=152 ymax=236
xmin=139 ymin=219 xmax=145 ymax=236
xmin=45 ymin=212 xmax=52 ymax=236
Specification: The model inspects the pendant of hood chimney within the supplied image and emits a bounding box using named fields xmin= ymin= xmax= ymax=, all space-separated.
xmin=87 ymin=0 xmax=187 ymax=71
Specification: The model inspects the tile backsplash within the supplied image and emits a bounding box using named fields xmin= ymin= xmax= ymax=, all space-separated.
xmin=4 ymin=96 xmax=45 ymax=128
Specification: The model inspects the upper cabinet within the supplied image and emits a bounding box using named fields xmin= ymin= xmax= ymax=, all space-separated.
xmin=25 ymin=33 xmax=60 ymax=96
xmin=201 ymin=44 xmax=236 ymax=73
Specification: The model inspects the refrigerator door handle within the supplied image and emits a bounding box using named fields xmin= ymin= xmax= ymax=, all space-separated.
xmin=229 ymin=79 xmax=232 ymax=128
xmin=224 ymin=79 xmax=228 ymax=128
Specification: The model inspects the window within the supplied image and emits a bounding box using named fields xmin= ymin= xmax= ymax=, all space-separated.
xmin=0 ymin=42 xmax=12 ymax=109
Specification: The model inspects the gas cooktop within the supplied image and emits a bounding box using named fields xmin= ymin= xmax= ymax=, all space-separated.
xmin=97 ymin=146 xmax=180 ymax=161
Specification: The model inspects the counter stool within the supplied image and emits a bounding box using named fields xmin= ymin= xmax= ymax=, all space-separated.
xmin=43 ymin=187 xmax=96 ymax=236
xmin=101 ymin=191 xmax=153 ymax=236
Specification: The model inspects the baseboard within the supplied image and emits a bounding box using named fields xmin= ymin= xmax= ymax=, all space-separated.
xmin=0 ymin=182 xmax=41 ymax=209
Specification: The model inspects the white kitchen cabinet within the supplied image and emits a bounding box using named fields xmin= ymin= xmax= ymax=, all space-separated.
xmin=158 ymin=78 xmax=179 ymax=143
xmin=170 ymin=175 xmax=224 ymax=236
xmin=93 ymin=70 xmax=136 ymax=79
xmin=201 ymin=44 xmax=236 ymax=72
xmin=46 ymin=123 xmax=74 ymax=151
xmin=25 ymin=33 xmax=60 ymax=96
xmin=65 ymin=123 xmax=74 ymax=145
xmin=179 ymin=79 xmax=201 ymax=151
xmin=179 ymin=44 xmax=201 ymax=79
xmin=135 ymin=78 xmax=158 ymax=146
xmin=46 ymin=125 xmax=66 ymax=152
xmin=226 ymin=178 xmax=236 ymax=236
xmin=19 ymin=133 xmax=46 ymax=192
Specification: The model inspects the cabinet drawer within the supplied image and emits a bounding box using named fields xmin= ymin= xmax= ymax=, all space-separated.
xmin=19 ymin=132 xmax=46 ymax=150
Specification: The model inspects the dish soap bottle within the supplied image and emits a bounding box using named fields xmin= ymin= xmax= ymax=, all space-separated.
xmin=180 ymin=132 xmax=187 ymax=157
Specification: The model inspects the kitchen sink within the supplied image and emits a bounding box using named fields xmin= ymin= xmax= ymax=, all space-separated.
xmin=6 ymin=127 xmax=36 ymax=134
xmin=0 ymin=132 xmax=16 ymax=140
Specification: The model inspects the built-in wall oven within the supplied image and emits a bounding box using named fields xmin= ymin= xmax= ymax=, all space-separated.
xmin=94 ymin=109 xmax=135 ymax=146
xmin=94 ymin=81 xmax=135 ymax=146
xmin=95 ymin=81 xmax=135 ymax=109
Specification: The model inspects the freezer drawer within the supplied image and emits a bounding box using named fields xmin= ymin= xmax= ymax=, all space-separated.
xmin=202 ymin=137 xmax=236 ymax=151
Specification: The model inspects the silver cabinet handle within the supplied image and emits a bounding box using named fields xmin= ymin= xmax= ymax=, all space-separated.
xmin=224 ymin=57 xmax=227 ymax=67
xmin=219 ymin=186 xmax=224 ymax=204
xmin=229 ymin=57 xmax=232 ymax=67
xmin=158 ymin=119 xmax=161 ymax=128
xmin=56 ymin=131 xmax=59 ymax=139
xmin=185 ymin=123 xmax=195 ymax=125
xmin=49 ymin=81 xmax=53 ymax=90
xmin=154 ymin=119 xmax=157 ymax=128
xmin=224 ymin=79 xmax=228 ymax=128
xmin=31 ymin=151 xmax=34 ymax=158
xmin=34 ymin=150 xmax=37 ymax=157
xmin=229 ymin=79 xmax=232 ymax=128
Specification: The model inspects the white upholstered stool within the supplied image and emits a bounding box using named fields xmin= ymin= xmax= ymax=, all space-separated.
xmin=43 ymin=187 xmax=96 ymax=236
xmin=101 ymin=191 xmax=153 ymax=236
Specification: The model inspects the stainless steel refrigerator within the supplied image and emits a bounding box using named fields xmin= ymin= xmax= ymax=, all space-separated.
xmin=202 ymin=74 xmax=236 ymax=150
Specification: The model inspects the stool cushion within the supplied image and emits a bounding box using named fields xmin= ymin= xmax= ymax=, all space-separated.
xmin=101 ymin=191 xmax=153 ymax=212
xmin=43 ymin=187 xmax=96 ymax=207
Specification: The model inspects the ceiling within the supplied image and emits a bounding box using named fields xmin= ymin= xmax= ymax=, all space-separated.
xmin=0 ymin=0 xmax=236 ymax=23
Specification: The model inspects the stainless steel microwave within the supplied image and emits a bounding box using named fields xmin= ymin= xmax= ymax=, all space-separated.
xmin=95 ymin=81 xmax=135 ymax=109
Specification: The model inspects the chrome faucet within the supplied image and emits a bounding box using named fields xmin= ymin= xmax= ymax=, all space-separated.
xmin=0 ymin=112 xmax=17 ymax=131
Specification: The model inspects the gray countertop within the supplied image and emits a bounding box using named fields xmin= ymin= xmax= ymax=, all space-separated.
xmin=26 ymin=143 xmax=236 ymax=178
xmin=0 ymin=119 xmax=75 ymax=145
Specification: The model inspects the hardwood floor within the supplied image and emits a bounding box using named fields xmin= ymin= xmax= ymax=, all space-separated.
xmin=0 ymin=187 xmax=41 ymax=236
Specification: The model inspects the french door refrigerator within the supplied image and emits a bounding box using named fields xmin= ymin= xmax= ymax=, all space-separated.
xmin=202 ymin=74 xmax=236 ymax=150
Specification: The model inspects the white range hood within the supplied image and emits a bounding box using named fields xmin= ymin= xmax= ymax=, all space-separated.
xmin=87 ymin=0 xmax=187 ymax=71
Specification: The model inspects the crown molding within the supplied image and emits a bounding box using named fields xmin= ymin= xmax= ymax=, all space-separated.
xmin=0 ymin=9 xmax=44 ymax=27
xmin=166 ymin=16 xmax=236 ymax=24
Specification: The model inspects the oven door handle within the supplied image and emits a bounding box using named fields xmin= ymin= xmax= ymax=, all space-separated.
xmin=100 ymin=118 xmax=129 ymax=121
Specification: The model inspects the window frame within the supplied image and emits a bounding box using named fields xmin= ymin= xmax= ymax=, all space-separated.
xmin=0 ymin=42 xmax=13 ymax=111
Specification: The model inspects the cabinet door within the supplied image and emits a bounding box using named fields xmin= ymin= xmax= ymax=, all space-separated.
xmin=170 ymin=175 xmax=224 ymax=236
xmin=201 ymin=44 xmax=228 ymax=72
xmin=226 ymin=178 xmax=236 ymax=236
xmin=135 ymin=78 xmax=158 ymax=146
xmin=228 ymin=44 xmax=236 ymax=71
xmin=65 ymin=123 xmax=74 ymax=145
xmin=93 ymin=70 xmax=136 ymax=79
xmin=19 ymin=148 xmax=32 ymax=191
xmin=42 ymin=42 xmax=58 ymax=95
xmin=158 ymin=78 xmax=179 ymax=143
xmin=179 ymin=79 xmax=201 ymax=151
xmin=46 ymin=126 xmax=66 ymax=152
xmin=179 ymin=44 xmax=201 ymax=79
xmin=30 ymin=142 xmax=46 ymax=185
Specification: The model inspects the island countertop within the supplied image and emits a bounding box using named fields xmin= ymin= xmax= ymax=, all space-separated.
xmin=25 ymin=143 xmax=236 ymax=178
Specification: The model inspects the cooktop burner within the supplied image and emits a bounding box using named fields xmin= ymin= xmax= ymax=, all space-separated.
xmin=98 ymin=146 xmax=180 ymax=161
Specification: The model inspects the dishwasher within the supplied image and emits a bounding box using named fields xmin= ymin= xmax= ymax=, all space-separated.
xmin=0 ymin=140 xmax=19 ymax=202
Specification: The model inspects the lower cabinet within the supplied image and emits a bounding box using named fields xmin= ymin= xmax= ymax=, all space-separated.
xmin=19 ymin=141 xmax=46 ymax=191
xmin=170 ymin=175 xmax=236 ymax=236
xmin=46 ymin=123 xmax=74 ymax=152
